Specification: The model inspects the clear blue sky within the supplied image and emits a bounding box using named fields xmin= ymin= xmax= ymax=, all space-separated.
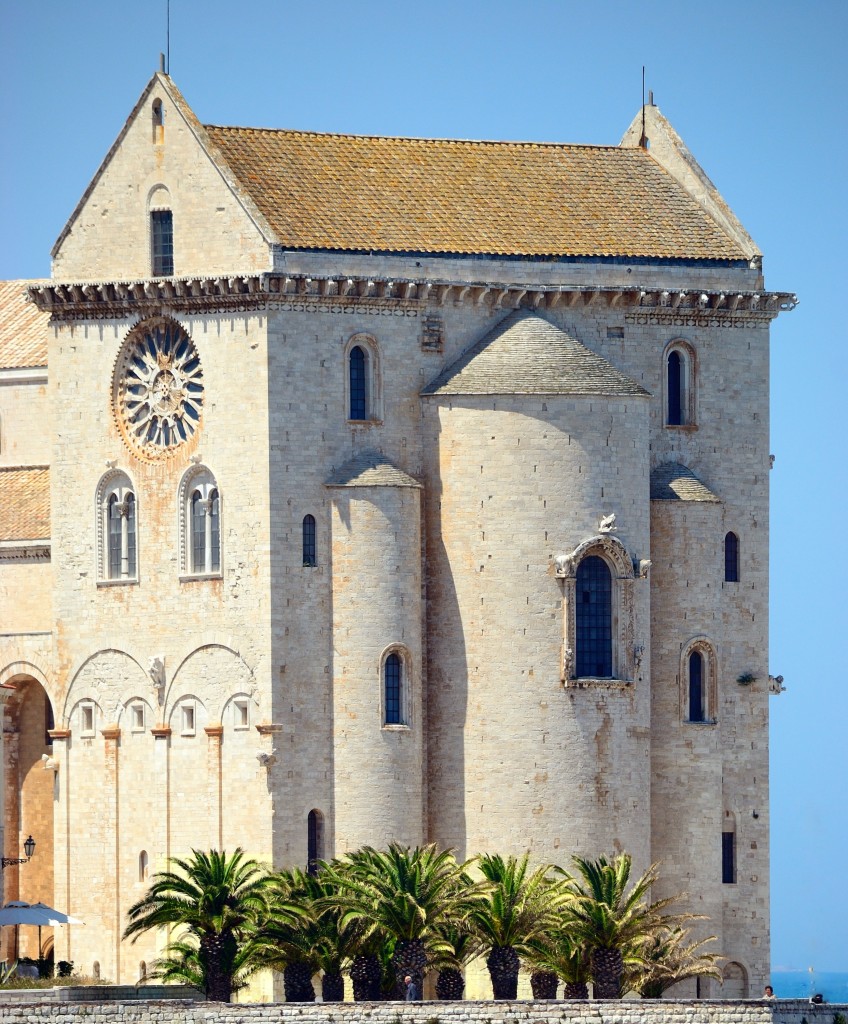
xmin=1 ymin=0 xmax=845 ymax=973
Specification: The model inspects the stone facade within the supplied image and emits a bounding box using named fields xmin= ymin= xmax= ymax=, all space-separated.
xmin=0 ymin=71 xmax=794 ymax=996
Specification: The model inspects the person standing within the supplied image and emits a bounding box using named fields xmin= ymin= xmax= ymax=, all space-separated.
xmin=405 ymin=975 xmax=421 ymax=1001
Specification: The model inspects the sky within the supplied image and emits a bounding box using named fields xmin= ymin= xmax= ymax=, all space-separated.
xmin=1 ymin=0 xmax=845 ymax=975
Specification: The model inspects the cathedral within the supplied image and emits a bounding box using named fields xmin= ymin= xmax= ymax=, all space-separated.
xmin=0 ymin=72 xmax=794 ymax=996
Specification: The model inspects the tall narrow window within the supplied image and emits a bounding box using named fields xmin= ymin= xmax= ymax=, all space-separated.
xmin=575 ymin=556 xmax=613 ymax=678
xmin=384 ymin=652 xmax=403 ymax=725
xmin=302 ymin=514 xmax=316 ymax=567
xmin=45 ymin=697 xmax=55 ymax=748
xmin=108 ymin=494 xmax=122 ymax=578
xmin=724 ymin=531 xmax=739 ymax=582
xmin=667 ymin=350 xmax=683 ymax=425
xmin=307 ymin=809 xmax=324 ymax=875
xmin=349 ymin=345 xmax=367 ymax=420
xmin=126 ymin=493 xmax=137 ymax=577
xmin=722 ymin=830 xmax=736 ymax=883
xmin=152 ymin=98 xmax=164 ymax=144
xmin=151 ymin=210 xmax=173 ymax=276
xmin=689 ymin=650 xmax=705 ymax=723
xmin=182 ymin=469 xmax=221 ymax=576
xmin=103 ymin=479 xmax=137 ymax=581
xmin=139 ymin=850 xmax=149 ymax=882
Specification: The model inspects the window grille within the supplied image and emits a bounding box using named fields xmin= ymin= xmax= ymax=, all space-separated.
xmin=126 ymin=493 xmax=136 ymax=577
xmin=575 ymin=556 xmax=613 ymax=677
xmin=667 ymin=350 xmax=683 ymax=425
xmin=151 ymin=210 xmax=173 ymax=276
xmin=209 ymin=490 xmax=220 ymax=572
xmin=191 ymin=491 xmax=205 ymax=572
xmin=302 ymin=514 xmax=316 ymax=566
xmin=689 ymin=651 xmax=705 ymax=722
xmin=384 ymin=652 xmax=402 ymax=724
xmin=108 ymin=495 xmax=122 ymax=578
xmin=725 ymin=531 xmax=740 ymax=582
xmin=349 ymin=345 xmax=367 ymax=419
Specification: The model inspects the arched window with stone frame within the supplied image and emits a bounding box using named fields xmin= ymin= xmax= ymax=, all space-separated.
xmin=557 ymin=534 xmax=640 ymax=685
xmin=381 ymin=645 xmax=411 ymax=727
xmin=680 ymin=636 xmax=718 ymax=725
xmin=664 ymin=339 xmax=697 ymax=427
xmin=96 ymin=470 xmax=138 ymax=582
xmin=724 ymin=531 xmax=740 ymax=583
xmin=345 ymin=333 xmax=382 ymax=423
xmin=178 ymin=465 xmax=222 ymax=577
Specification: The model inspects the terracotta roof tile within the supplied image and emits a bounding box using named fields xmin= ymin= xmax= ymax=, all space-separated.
xmin=0 ymin=281 xmax=50 ymax=369
xmin=422 ymin=310 xmax=650 ymax=397
xmin=204 ymin=127 xmax=745 ymax=260
xmin=0 ymin=467 xmax=50 ymax=540
xmin=650 ymin=462 xmax=720 ymax=502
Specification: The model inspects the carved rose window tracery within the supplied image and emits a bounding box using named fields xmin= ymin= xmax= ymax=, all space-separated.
xmin=113 ymin=317 xmax=203 ymax=459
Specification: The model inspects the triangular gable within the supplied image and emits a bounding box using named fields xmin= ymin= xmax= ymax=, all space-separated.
xmin=421 ymin=310 xmax=649 ymax=397
xmin=52 ymin=73 xmax=280 ymax=262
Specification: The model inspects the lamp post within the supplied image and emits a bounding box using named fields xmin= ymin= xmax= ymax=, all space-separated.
xmin=2 ymin=835 xmax=36 ymax=868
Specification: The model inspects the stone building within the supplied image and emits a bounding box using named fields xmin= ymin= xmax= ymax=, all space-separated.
xmin=0 ymin=72 xmax=794 ymax=996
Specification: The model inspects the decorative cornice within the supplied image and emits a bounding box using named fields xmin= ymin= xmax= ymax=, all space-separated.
xmin=204 ymin=724 xmax=224 ymax=737
xmin=48 ymin=728 xmax=71 ymax=741
xmin=255 ymin=722 xmax=282 ymax=735
xmin=100 ymin=725 xmax=121 ymax=741
xmin=0 ymin=540 xmax=50 ymax=563
xmin=27 ymin=273 xmax=797 ymax=321
xmin=151 ymin=725 xmax=172 ymax=738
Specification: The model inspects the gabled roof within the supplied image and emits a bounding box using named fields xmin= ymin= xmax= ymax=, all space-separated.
xmin=0 ymin=281 xmax=50 ymax=369
xmin=0 ymin=467 xmax=50 ymax=540
xmin=205 ymin=124 xmax=748 ymax=260
xmin=325 ymin=452 xmax=421 ymax=488
xmin=421 ymin=310 xmax=649 ymax=397
xmin=650 ymin=463 xmax=720 ymax=502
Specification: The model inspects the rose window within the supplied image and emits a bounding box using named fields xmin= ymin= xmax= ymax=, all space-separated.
xmin=113 ymin=318 xmax=203 ymax=458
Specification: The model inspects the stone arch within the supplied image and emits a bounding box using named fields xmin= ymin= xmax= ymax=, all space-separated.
xmin=558 ymin=532 xmax=635 ymax=580
xmin=166 ymin=644 xmax=255 ymax=720
xmin=0 ymin=659 xmax=53 ymax=695
xmin=721 ymin=961 xmax=748 ymax=998
xmin=146 ymin=183 xmax=172 ymax=212
xmin=663 ymin=337 xmax=698 ymax=427
xmin=379 ymin=642 xmax=413 ymax=727
xmin=344 ymin=331 xmax=383 ymax=422
xmin=62 ymin=648 xmax=149 ymax=725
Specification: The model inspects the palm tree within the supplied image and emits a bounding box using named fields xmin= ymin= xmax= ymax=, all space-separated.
xmin=623 ymin=926 xmax=723 ymax=998
xmin=563 ymin=853 xmax=689 ymax=999
xmin=123 ymin=848 xmax=285 ymax=1003
xmin=429 ymin=920 xmax=482 ymax=1000
xmin=468 ymin=853 xmax=568 ymax=1000
xmin=526 ymin=928 xmax=590 ymax=999
xmin=258 ymin=866 xmax=360 ymax=1002
xmin=325 ymin=843 xmax=474 ymax=998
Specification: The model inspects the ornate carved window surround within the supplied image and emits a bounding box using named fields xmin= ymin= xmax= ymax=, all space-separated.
xmin=555 ymin=534 xmax=645 ymax=687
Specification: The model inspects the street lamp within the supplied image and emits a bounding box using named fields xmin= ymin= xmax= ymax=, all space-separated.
xmin=2 ymin=836 xmax=36 ymax=868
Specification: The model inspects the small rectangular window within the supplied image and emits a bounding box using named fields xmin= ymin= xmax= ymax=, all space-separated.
xmin=722 ymin=831 xmax=736 ymax=883
xmin=81 ymin=704 xmax=95 ymax=736
xmin=131 ymin=703 xmax=145 ymax=732
xmin=233 ymin=699 xmax=249 ymax=730
xmin=151 ymin=210 xmax=174 ymax=276
xmin=181 ymin=703 xmax=196 ymax=736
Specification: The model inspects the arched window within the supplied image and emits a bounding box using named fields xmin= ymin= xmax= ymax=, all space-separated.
xmin=93 ymin=961 xmax=101 ymax=980
xmin=665 ymin=341 xmax=696 ymax=427
xmin=179 ymin=467 xmax=221 ymax=576
xmin=150 ymin=209 xmax=173 ymax=276
xmin=139 ymin=961 xmax=148 ymax=981
xmin=724 ymin=531 xmax=740 ymax=582
xmin=349 ymin=345 xmax=367 ymax=419
xmin=307 ymin=809 xmax=324 ymax=875
xmin=384 ymin=651 xmax=404 ymax=725
xmin=98 ymin=472 xmax=138 ymax=582
xmin=138 ymin=850 xmax=149 ymax=882
xmin=688 ymin=650 xmax=705 ymax=723
xmin=721 ymin=963 xmax=748 ymax=999
xmin=302 ymin=514 xmax=316 ymax=567
xmin=575 ymin=556 xmax=613 ymax=678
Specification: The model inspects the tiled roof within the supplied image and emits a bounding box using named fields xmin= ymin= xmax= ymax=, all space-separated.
xmin=0 ymin=281 xmax=50 ymax=369
xmin=204 ymin=126 xmax=746 ymax=260
xmin=0 ymin=467 xmax=50 ymax=540
xmin=650 ymin=462 xmax=720 ymax=502
xmin=325 ymin=452 xmax=421 ymax=488
xmin=421 ymin=310 xmax=649 ymax=397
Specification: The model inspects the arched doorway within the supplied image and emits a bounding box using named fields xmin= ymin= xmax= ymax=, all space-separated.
xmin=722 ymin=962 xmax=749 ymax=999
xmin=2 ymin=675 xmax=55 ymax=962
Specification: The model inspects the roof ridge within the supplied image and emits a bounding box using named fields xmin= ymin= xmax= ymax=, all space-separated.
xmin=204 ymin=124 xmax=628 ymax=151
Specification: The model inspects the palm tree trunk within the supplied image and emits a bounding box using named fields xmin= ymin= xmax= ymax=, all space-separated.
xmin=564 ymin=981 xmax=589 ymax=999
xmin=283 ymin=960 xmax=316 ymax=1002
xmin=530 ymin=970 xmax=558 ymax=999
xmin=391 ymin=938 xmax=427 ymax=998
xmin=322 ymin=971 xmax=344 ymax=1002
xmin=351 ymin=954 xmax=382 ymax=1001
xmin=590 ymin=946 xmax=623 ymax=999
xmin=200 ymin=933 xmax=233 ymax=1003
xmin=487 ymin=945 xmax=520 ymax=1000
xmin=436 ymin=967 xmax=465 ymax=1000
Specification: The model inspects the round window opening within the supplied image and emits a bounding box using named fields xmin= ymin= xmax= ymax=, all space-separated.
xmin=113 ymin=317 xmax=203 ymax=459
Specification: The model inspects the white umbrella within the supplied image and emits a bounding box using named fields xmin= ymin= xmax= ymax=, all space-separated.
xmin=0 ymin=901 xmax=84 ymax=964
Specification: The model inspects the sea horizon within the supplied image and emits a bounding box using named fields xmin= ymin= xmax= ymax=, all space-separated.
xmin=771 ymin=970 xmax=848 ymax=1002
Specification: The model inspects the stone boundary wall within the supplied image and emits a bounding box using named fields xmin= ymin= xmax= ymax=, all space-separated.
xmin=0 ymin=999 xmax=845 ymax=1024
